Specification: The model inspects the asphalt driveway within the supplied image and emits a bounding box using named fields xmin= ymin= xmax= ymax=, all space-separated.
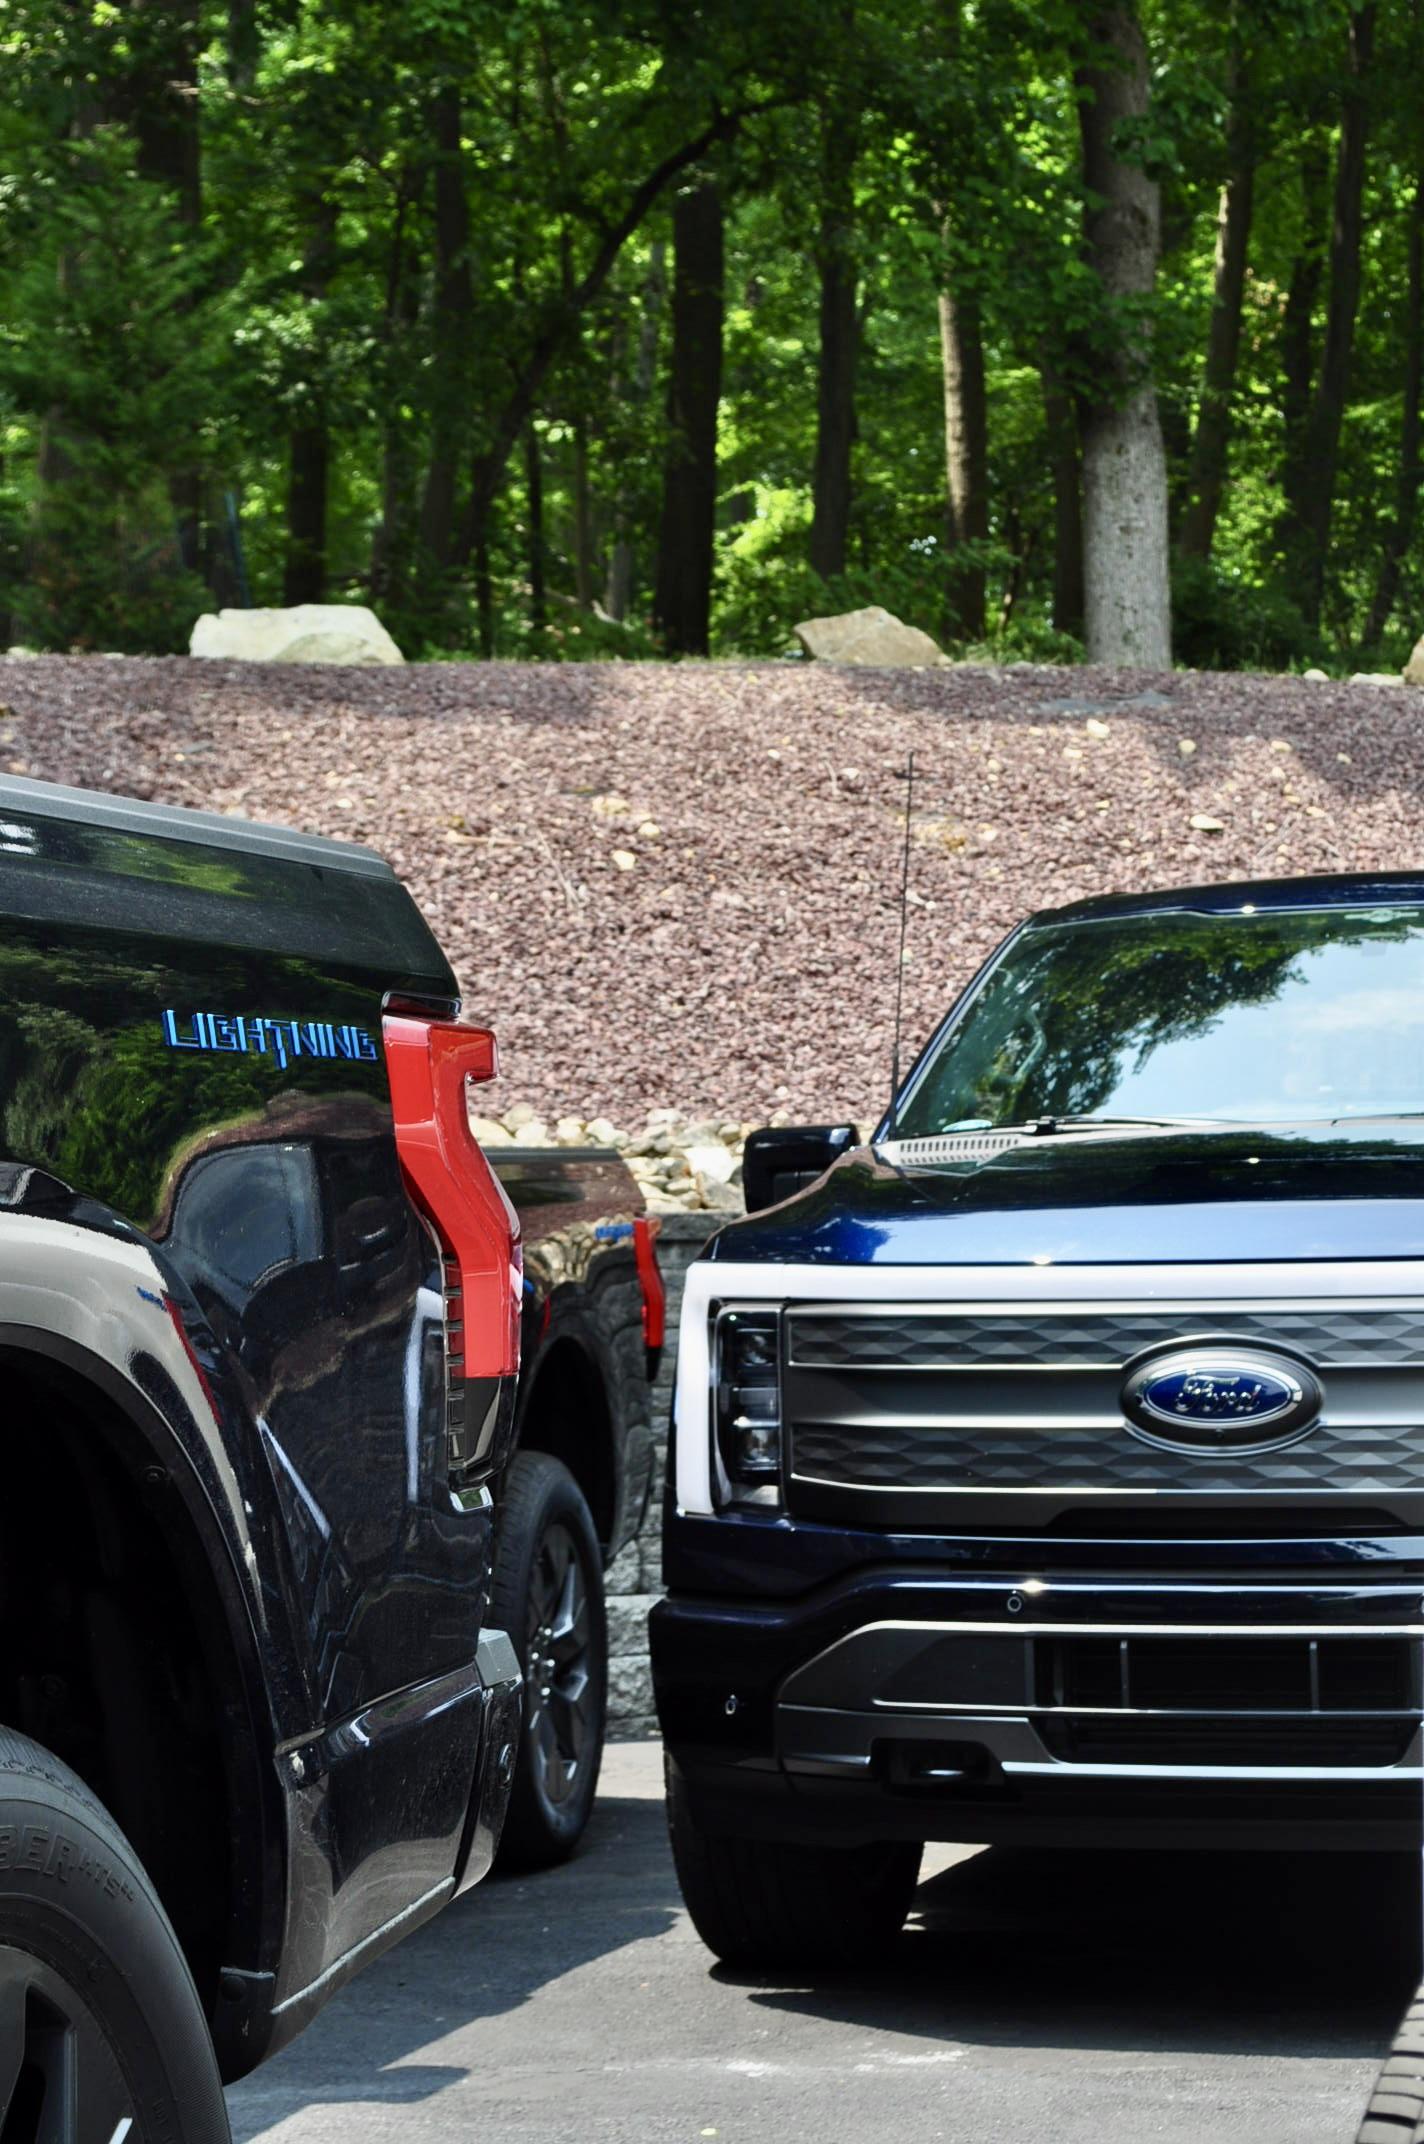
xmin=227 ymin=1741 xmax=1420 ymax=2144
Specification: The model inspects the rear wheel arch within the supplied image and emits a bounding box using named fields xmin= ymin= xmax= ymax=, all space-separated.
xmin=514 ymin=1333 xmax=618 ymax=1551
xmin=0 ymin=1328 xmax=280 ymax=2039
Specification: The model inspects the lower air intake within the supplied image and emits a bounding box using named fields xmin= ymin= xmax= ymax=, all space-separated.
xmin=1037 ymin=1716 xmax=1416 ymax=1767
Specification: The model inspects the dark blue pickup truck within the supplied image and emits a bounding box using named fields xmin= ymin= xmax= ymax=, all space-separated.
xmin=0 ymin=777 xmax=659 ymax=2140
xmin=654 ymin=874 xmax=1424 ymax=1968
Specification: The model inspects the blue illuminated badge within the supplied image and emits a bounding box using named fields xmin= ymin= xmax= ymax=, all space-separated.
xmin=161 ymin=1010 xmax=379 ymax=1070
xmin=1121 ymin=1346 xmax=1323 ymax=1452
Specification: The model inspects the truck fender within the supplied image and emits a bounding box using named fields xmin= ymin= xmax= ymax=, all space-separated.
xmin=0 ymin=1205 xmax=288 ymax=1745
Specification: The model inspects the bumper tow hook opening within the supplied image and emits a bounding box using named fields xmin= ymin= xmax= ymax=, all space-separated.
xmin=886 ymin=1741 xmax=995 ymax=1791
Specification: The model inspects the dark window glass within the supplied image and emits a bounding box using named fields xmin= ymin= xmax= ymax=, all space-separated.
xmin=896 ymin=905 xmax=1424 ymax=1135
xmin=175 ymin=1144 xmax=321 ymax=1301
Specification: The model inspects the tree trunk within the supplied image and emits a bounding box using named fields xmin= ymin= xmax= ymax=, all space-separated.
xmin=282 ymin=195 xmax=337 ymax=606
xmin=1042 ymin=366 xmax=1084 ymax=638
xmin=475 ymin=534 xmax=494 ymax=658
xmin=572 ymin=418 xmax=594 ymax=609
xmin=605 ymin=240 xmax=666 ymax=621
xmin=129 ymin=0 xmax=204 ymax=575
xmin=1280 ymin=138 xmax=1330 ymax=501
xmin=283 ymin=426 xmax=329 ymax=605
xmin=938 ymin=278 xmax=988 ymax=639
xmin=525 ymin=421 xmax=546 ymax=633
xmin=999 ymin=502 xmax=1037 ymax=627
xmin=470 ymin=449 xmax=497 ymax=656
xmin=809 ymin=88 xmax=859 ymax=581
xmin=1074 ymin=2 xmax=1172 ymax=668
xmin=1177 ymin=76 xmax=1256 ymax=560
xmin=1364 ymin=163 xmax=1424 ymax=649
xmin=129 ymin=2 xmax=201 ymax=222
xmin=369 ymin=198 xmax=421 ymax=613
xmin=417 ymin=85 xmax=474 ymax=577
xmin=652 ymin=178 xmax=724 ymax=657
xmin=227 ymin=0 xmax=259 ymax=88
xmin=1279 ymin=5 xmax=1376 ymax=627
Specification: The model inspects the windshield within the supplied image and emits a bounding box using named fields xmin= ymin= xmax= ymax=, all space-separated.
xmin=893 ymin=903 xmax=1424 ymax=1136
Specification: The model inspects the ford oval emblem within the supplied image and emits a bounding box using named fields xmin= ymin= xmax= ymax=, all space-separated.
xmin=1121 ymin=1345 xmax=1323 ymax=1454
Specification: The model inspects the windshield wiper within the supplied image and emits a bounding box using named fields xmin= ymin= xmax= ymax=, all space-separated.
xmin=1319 ymin=1112 xmax=1424 ymax=1126
xmin=897 ymin=1114 xmax=1229 ymax=1143
xmin=1019 ymin=1114 xmax=1217 ymax=1135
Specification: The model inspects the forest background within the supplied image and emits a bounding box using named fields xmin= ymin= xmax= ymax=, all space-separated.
xmin=0 ymin=0 xmax=1416 ymax=677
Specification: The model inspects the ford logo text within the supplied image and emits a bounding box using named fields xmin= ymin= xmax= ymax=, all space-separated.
xmin=1121 ymin=1346 xmax=1324 ymax=1454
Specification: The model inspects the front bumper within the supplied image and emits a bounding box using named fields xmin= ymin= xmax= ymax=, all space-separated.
xmin=652 ymin=1567 xmax=1424 ymax=1850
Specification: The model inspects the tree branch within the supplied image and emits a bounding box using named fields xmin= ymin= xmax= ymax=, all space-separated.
xmin=453 ymin=103 xmax=745 ymax=565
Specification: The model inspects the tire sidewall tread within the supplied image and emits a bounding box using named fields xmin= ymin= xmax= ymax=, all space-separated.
xmin=492 ymin=1450 xmax=608 ymax=1869
xmin=665 ymin=1756 xmax=920 ymax=1970
xmin=1359 ymin=1984 xmax=1424 ymax=2143
xmin=0 ymin=1727 xmax=230 ymax=2143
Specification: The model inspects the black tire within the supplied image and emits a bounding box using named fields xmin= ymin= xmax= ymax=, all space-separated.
xmin=666 ymin=1756 xmax=921 ymax=1969
xmin=0 ymin=1725 xmax=231 ymax=2142
xmin=1359 ymin=1987 xmax=1424 ymax=2142
xmin=491 ymin=1451 xmax=608 ymax=1870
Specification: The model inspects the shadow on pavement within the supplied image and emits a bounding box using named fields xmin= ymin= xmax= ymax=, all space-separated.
xmin=230 ymin=1775 xmax=1421 ymax=2139
xmin=227 ymin=1791 xmax=680 ymax=2137
xmin=735 ymin=1844 xmax=1421 ymax=2063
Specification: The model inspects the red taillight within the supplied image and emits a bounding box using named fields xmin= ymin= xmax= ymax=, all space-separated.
xmin=382 ymin=1013 xmax=521 ymax=1380
xmin=633 ymin=1214 xmax=666 ymax=1352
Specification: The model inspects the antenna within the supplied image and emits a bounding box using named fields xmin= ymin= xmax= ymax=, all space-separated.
xmin=887 ymin=749 xmax=916 ymax=1139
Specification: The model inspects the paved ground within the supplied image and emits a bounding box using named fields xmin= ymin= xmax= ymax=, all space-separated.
xmin=228 ymin=1742 xmax=1421 ymax=2144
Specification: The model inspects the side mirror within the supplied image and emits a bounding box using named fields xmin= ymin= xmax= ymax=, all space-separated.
xmin=742 ymin=1124 xmax=858 ymax=1214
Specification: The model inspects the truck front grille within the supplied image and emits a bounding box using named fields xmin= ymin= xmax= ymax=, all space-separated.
xmin=782 ymin=1300 xmax=1424 ymax=1525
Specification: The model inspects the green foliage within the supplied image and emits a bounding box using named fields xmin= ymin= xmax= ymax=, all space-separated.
xmin=959 ymin=617 xmax=1086 ymax=666
xmin=1170 ymin=557 xmax=1315 ymax=674
xmin=714 ymin=515 xmax=959 ymax=659
xmin=0 ymin=0 xmax=1420 ymax=670
xmin=0 ymin=128 xmax=222 ymax=649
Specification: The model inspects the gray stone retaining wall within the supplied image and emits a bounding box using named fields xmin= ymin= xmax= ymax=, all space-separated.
xmin=604 ymin=1211 xmax=721 ymax=1736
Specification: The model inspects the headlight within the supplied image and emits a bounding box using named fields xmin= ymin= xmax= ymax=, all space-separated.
xmin=713 ymin=1306 xmax=782 ymax=1504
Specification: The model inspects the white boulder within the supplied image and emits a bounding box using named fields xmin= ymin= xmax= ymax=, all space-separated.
xmin=190 ymin=604 xmax=405 ymax=666
xmin=685 ymin=1142 xmax=736 ymax=1186
xmin=793 ymin=604 xmax=946 ymax=668
xmin=1404 ymin=636 xmax=1424 ymax=687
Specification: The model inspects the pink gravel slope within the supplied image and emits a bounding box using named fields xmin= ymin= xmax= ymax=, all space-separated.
xmin=1 ymin=656 xmax=1419 ymax=1124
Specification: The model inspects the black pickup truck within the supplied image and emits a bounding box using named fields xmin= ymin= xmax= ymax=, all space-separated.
xmin=656 ymin=874 xmax=1424 ymax=1967
xmin=489 ymin=1144 xmax=662 ymax=1864
xmin=0 ymin=776 xmax=658 ymax=2139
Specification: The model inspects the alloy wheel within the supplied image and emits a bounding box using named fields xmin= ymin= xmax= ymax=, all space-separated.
xmin=525 ymin=1519 xmax=594 ymax=1811
xmin=0 ymin=1945 xmax=133 ymax=2144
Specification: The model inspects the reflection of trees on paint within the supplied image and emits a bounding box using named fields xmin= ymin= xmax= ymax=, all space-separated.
xmin=31 ymin=820 xmax=260 ymax=901
xmin=0 ymin=929 xmax=387 ymax=1228
xmin=900 ymin=912 xmax=1419 ymax=1134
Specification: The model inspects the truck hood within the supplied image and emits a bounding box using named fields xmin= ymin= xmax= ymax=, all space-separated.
xmin=710 ymin=1124 xmax=1424 ymax=1267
